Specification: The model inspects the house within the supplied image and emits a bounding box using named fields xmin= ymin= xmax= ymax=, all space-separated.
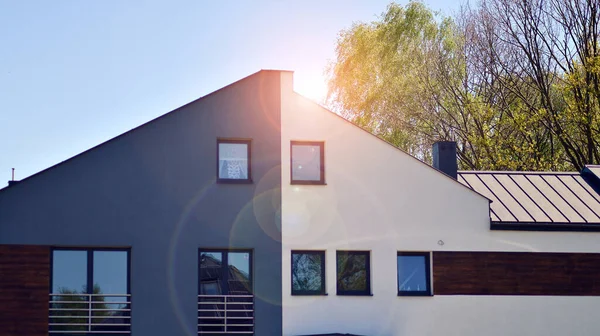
xmin=1 ymin=70 xmax=599 ymax=336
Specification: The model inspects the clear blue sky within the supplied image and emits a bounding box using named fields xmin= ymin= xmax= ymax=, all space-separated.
xmin=0 ymin=1 xmax=459 ymax=183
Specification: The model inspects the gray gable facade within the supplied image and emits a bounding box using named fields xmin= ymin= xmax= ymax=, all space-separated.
xmin=0 ymin=70 xmax=283 ymax=335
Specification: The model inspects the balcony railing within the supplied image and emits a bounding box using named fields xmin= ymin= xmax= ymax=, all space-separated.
xmin=49 ymin=293 xmax=131 ymax=334
xmin=198 ymin=295 xmax=254 ymax=335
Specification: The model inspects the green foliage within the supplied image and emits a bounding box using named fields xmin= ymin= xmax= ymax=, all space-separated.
xmin=50 ymin=284 xmax=111 ymax=332
xmin=327 ymin=0 xmax=600 ymax=171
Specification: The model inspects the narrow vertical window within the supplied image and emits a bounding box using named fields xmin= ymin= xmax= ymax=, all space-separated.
xmin=198 ymin=249 xmax=253 ymax=334
xmin=397 ymin=252 xmax=432 ymax=296
xmin=291 ymin=141 xmax=325 ymax=184
xmin=291 ymin=250 xmax=326 ymax=295
xmin=336 ymin=251 xmax=371 ymax=296
xmin=217 ymin=138 xmax=252 ymax=183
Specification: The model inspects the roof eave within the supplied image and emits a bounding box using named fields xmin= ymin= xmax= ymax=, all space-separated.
xmin=491 ymin=221 xmax=600 ymax=232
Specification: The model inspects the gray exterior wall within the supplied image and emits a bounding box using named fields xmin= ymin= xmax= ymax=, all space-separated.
xmin=0 ymin=71 xmax=283 ymax=335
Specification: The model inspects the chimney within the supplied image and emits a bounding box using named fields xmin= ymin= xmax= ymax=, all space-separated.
xmin=432 ymin=141 xmax=458 ymax=179
xmin=7 ymin=168 xmax=20 ymax=187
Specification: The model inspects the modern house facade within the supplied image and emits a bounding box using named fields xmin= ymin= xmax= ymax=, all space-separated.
xmin=1 ymin=70 xmax=600 ymax=336
xmin=0 ymin=71 xmax=284 ymax=335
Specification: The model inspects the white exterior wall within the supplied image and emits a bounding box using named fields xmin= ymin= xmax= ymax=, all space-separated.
xmin=279 ymin=72 xmax=600 ymax=336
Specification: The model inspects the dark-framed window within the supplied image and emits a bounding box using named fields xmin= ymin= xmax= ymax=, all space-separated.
xmin=336 ymin=251 xmax=371 ymax=296
xmin=199 ymin=249 xmax=253 ymax=295
xmin=397 ymin=252 xmax=432 ymax=296
xmin=291 ymin=250 xmax=326 ymax=295
xmin=49 ymin=248 xmax=131 ymax=334
xmin=198 ymin=249 xmax=254 ymax=335
xmin=291 ymin=141 xmax=325 ymax=185
xmin=217 ymin=138 xmax=252 ymax=183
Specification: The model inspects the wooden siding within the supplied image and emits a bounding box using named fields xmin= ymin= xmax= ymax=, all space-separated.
xmin=433 ymin=251 xmax=600 ymax=295
xmin=0 ymin=245 xmax=50 ymax=336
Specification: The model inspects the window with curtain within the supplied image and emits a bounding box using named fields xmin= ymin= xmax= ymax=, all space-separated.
xmin=217 ymin=139 xmax=251 ymax=183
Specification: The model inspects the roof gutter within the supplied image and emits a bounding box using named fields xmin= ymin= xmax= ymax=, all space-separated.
xmin=491 ymin=221 xmax=600 ymax=232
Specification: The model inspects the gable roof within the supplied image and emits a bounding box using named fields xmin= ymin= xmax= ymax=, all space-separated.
xmin=458 ymin=170 xmax=600 ymax=231
xmin=293 ymin=93 xmax=490 ymax=202
xmin=0 ymin=70 xmax=282 ymax=195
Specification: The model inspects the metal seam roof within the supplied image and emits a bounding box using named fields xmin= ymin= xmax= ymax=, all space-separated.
xmin=458 ymin=170 xmax=600 ymax=225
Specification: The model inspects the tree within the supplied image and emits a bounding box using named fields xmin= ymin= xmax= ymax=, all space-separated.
xmin=479 ymin=0 xmax=600 ymax=170
xmin=327 ymin=0 xmax=600 ymax=170
xmin=50 ymin=284 xmax=128 ymax=332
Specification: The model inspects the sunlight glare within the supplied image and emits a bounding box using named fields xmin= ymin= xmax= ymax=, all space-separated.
xmin=294 ymin=72 xmax=328 ymax=103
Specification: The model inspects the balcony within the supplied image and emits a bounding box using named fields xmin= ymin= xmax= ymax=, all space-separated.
xmin=198 ymin=294 xmax=254 ymax=335
xmin=49 ymin=293 xmax=131 ymax=334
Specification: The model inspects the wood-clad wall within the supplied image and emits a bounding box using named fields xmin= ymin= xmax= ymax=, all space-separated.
xmin=433 ymin=251 xmax=600 ymax=295
xmin=0 ymin=245 xmax=50 ymax=336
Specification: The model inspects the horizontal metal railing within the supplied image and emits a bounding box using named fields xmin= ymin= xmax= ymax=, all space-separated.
xmin=198 ymin=295 xmax=254 ymax=335
xmin=49 ymin=293 xmax=131 ymax=334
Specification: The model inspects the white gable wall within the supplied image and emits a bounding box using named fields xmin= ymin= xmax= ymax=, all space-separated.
xmin=280 ymin=72 xmax=600 ymax=336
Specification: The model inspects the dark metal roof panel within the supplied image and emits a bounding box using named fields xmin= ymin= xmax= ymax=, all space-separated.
xmin=458 ymin=174 xmax=500 ymax=221
xmin=544 ymin=175 xmax=600 ymax=222
xmin=509 ymin=174 xmax=569 ymax=223
xmin=478 ymin=174 xmax=532 ymax=222
xmin=460 ymin=173 xmax=515 ymax=221
xmin=573 ymin=175 xmax=600 ymax=204
xmin=586 ymin=165 xmax=600 ymax=178
xmin=458 ymin=171 xmax=600 ymax=225
xmin=526 ymin=175 xmax=584 ymax=223
xmin=558 ymin=175 xmax=600 ymax=219
xmin=494 ymin=174 xmax=551 ymax=222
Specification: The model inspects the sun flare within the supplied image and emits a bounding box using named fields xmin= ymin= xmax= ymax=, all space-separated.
xmin=293 ymin=72 xmax=328 ymax=103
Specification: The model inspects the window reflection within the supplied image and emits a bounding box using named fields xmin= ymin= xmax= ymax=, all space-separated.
xmin=94 ymin=251 xmax=128 ymax=295
xmin=228 ymin=252 xmax=251 ymax=295
xmin=52 ymin=250 xmax=87 ymax=294
xmin=397 ymin=253 xmax=431 ymax=295
xmin=51 ymin=250 xmax=88 ymax=332
xmin=198 ymin=250 xmax=253 ymax=334
xmin=336 ymin=251 xmax=370 ymax=295
xmin=50 ymin=249 xmax=130 ymax=334
xmin=292 ymin=251 xmax=324 ymax=294
xmin=199 ymin=250 xmax=252 ymax=295
xmin=200 ymin=252 xmax=223 ymax=295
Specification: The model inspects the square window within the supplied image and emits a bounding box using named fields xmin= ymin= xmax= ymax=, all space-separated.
xmin=199 ymin=250 xmax=253 ymax=295
xmin=397 ymin=252 xmax=432 ymax=296
xmin=291 ymin=251 xmax=326 ymax=295
xmin=291 ymin=141 xmax=325 ymax=184
xmin=217 ymin=139 xmax=251 ymax=183
xmin=336 ymin=251 xmax=371 ymax=296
